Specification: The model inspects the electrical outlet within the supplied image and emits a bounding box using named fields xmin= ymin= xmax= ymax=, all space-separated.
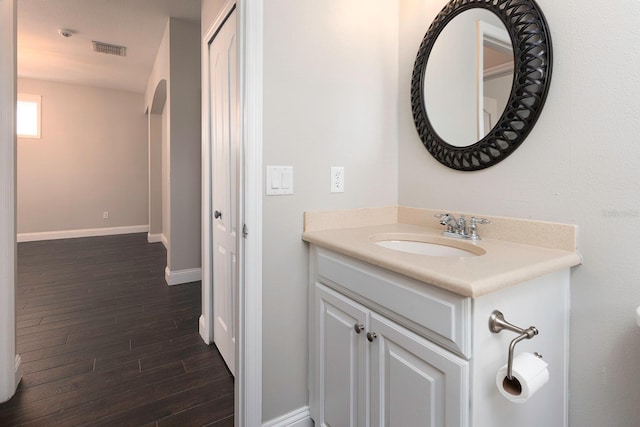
xmin=103 ymin=211 xmax=109 ymax=219
xmin=331 ymin=167 xmax=344 ymax=193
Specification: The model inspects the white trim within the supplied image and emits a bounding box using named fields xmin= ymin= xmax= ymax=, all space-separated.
xmin=17 ymin=225 xmax=149 ymax=242
xmin=147 ymin=233 xmax=163 ymax=243
xmin=0 ymin=0 xmax=17 ymax=404
xmin=164 ymin=266 xmax=202 ymax=286
xmin=237 ymin=0 xmax=263 ymax=425
xmin=199 ymin=315 xmax=210 ymax=344
xmin=14 ymin=354 xmax=21 ymax=387
xmin=147 ymin=232 xmax=167 ymax=251
xmin=263 ymin=406 xmax=312 ymax=427
xmin=476 ymin=20 xmax=512 ymax=139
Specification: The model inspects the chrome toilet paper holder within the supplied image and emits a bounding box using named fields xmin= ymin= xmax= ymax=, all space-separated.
xmin=489 ymin=310 xmax=540 ymax=380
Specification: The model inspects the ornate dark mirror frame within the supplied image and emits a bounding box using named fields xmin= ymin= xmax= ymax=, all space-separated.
xmin=411 ymin=0 xmax=553 ymax=171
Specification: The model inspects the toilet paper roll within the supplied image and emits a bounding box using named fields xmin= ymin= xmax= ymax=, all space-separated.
xmin=496 ymin=352 xmax=549 ymax=403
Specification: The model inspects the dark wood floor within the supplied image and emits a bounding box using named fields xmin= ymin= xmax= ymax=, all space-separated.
xmin=0 ymin=233 xmax=234 ymax=427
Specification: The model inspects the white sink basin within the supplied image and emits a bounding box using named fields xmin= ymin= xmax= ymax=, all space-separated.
xmin=371 ymin=233 xmax=485 ymax=257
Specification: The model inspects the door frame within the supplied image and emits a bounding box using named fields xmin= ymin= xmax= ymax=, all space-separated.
xmin=201 ymin=1 xmax=263 ymax=425
xmin=0 ymin=0 xmax=18 ymax=404
xmin=475 ymin=20 xmax=511 ymax=140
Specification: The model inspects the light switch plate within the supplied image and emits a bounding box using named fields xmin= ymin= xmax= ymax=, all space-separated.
xmin=266 ymin=166 xmax=294 ymax=195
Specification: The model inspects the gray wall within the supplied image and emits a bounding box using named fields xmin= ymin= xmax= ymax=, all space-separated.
xmin=167 ymin=18 xmax=202 ymax=272
xmin=145 ymin=18 xmax=201 ymax=273
xmin=162 ymin=105 xmax=169 ymax=241
xmin=262 ymin=0 xmax=399 ymax=421
xmin=17 ymin=78 xmax=147 ymax=234
xmin=148 ymin=79 xmax=167 ymax=239
xmin=146 ymin=22 xmax=171 ymax=248
xmin=148 ymin=114 xmax=163 ymax=236
xmin=399 ymin=0 xmax=640 ymax=425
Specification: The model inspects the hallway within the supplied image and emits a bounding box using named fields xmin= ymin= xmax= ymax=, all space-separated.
xmin=0 ymin=233 xmax=233 ymax=426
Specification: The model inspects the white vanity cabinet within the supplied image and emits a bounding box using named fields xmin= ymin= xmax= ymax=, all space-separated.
xmin=310 ymin=246 xmax=471 ymax=427
xmin=313 ymin=283 xmax=468 ymax=427
xmin=309 ymin=245 xmax=570 ymax=427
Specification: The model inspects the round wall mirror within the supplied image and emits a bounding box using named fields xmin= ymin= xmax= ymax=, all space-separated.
xmin=411 ymin=0 xmax=553 ymax=171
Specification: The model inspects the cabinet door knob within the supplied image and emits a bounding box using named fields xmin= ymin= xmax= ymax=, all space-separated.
xmin=366 ymin=332 xmax=377 ymax=342
xmin=214 ymin=210 xmax=222 ymax=219
xmin=354 ymin=324 xmax=364 ymax=334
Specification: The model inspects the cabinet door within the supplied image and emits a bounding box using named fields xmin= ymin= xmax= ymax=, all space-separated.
xmin=313 ymin=283 xmax=369 ymax=427
xmin=369 ymin=313 xmax=469 ymax=427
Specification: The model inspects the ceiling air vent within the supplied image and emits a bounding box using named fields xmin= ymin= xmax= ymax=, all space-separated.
xmin=92 ymin=41 xmax=127 ymax=57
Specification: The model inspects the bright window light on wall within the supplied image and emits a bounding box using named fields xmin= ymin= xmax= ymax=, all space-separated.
xmin=17 ymin=94 xmax=41 ymax=139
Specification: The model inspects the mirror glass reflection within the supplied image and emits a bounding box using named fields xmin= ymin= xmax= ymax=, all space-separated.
xmin=424 ymin=9 xmax=514 ymax=147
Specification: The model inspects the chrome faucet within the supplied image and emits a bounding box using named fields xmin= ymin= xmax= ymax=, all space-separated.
xmin=435 ymin=213 xmax=490 ymax=240
xmin=437 ymin=213 xmax=458 ymax=231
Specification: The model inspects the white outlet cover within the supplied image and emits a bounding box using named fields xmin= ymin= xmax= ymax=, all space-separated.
xmin=331 ymin=166 xmax=344 ymax=193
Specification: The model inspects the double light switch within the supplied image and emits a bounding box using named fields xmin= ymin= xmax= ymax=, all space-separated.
xmin=266 ymin=166 xmax=294 ymax=195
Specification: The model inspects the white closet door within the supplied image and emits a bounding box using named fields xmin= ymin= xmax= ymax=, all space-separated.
xmin=209 ymin=8 xmax=238 ymax=376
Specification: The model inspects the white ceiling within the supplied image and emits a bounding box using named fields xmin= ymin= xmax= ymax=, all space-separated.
xmin=17 ymin=0 xmax=201 ymax=94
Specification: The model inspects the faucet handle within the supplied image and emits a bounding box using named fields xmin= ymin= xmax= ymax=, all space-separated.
xmin=469 ymin=217 xmax=490 ymax=240
xmin=434 ymin=213 xmax=451 ymax=224
xmin=434 ymin=213 xmax=457 ymax=232
xmin=470 ymin=217 xmax=490 ymax=225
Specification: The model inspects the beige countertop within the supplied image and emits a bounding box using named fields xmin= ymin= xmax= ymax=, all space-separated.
xmin=302 ymin=207 xmax=582 ymax=298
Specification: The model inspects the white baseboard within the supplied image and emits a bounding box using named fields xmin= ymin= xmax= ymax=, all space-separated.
xmin=263 ymin=406 xmax=312 ymax=427
xmin=165 ymin=266 xmax=202 ymax=286
xmin=147 ymin=233 xmax=163 ymax=244
xmin=14 ymin=354 xmax=21 ymax=388
xmin=199 ymin=315 xmax=211 ymax=344
xmin=161 ymin=234 xmax=168 ymax=249
xmin=17 ymin=225 xmax=149 ymax=242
